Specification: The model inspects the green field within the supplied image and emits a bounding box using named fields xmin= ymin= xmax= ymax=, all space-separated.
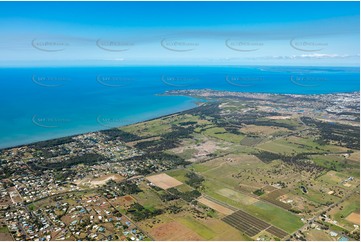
xmin=203 ymin=127 xmax=245 ymax=143
xmin=294 ymin=187 xmax=336 ymax=205
xmin=246 ymin=201 xmax=303 ymax=233
xmin=203 ymin=182 xmax=303 ymax=233
xmin=257 ymin=136 xmax=348 ymax=155
xmin=176 ymin=183 xmax=195 ymax=192
xmin=203 ymin=180 xmax=256 ymax=207
xmin=311 ymin=154 xmax=347 ymax=171
xmin=177 ymin=215 xmax=216 ymax=240
xmin=0 ymin=226 xmax=9 ymax=233
xmin=166 ymin=169 xmax=189 ymax=183
xmin=122 ymin=114 xmax=200 ymax=137
xmin=317 ymin=170 xmax=359 ymax=190
xmin=200 ymin=167 xmax=303 ymax=234
xmin=330 ymin=193 xmax=360 ymax=230
xmin=191 ymin=163 xmax=214 ymax=173
xmin=168 ymin=147 xmax=197 ymax=160
xmin=257 ymin=138 xmax=319 ymax=155
xmin=133 ymin=185 xmax=164 ymax=210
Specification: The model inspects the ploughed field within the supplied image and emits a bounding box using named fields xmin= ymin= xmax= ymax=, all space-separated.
xmin=222 ymin=210 xmax=288 ymax=238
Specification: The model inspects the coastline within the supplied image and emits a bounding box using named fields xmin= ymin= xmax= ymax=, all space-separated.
xmin=1 ymin=65 xmax=359 ymax=150
xmin=0 ymin=99 xmax=204 ymax=151
xmin=1 ymin=89 xmax=359 ymax=151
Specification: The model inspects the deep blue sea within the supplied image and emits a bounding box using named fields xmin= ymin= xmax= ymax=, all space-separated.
xmin=0 ymin=66 xmax=359 ymax=149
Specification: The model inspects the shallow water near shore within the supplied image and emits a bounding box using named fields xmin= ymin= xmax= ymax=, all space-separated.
xmin=0 ymin=66 xmax=359 ymax=149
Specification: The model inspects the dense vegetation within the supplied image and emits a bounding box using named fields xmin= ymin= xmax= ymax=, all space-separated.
xmin=185 ymin=171 xmax=205 ymax=189
xmin=28 ymin=153 xmax=106 ymax=171
xmin=101 ymin=128 xmax=141 ymax=142
xmin=101 ymin=180 xmax=142 ymax=198
xmin=30 ymin=136 xmax=74 ymax=149
xmin=255 ymin=151 xmax=326 ymax=174
xmin=253 ymin=189 xmax=265 ymax=196
xmin=127 ymin=203 xmax=163 ymax=221
xmin=134 ymin=125 xmax=194 ymax=152
xmin=168 ymin=188 xmax=201 ymax=202
xmin=301 ymin=117 xmax=360 ymax=149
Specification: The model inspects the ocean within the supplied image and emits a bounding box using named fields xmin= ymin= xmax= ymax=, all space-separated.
xmin=0 ymin=66 xmax=359 ymax=149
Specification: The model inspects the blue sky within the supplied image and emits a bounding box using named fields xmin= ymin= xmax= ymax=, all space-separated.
xmin=0 ymin=1 xmax=359 ymax=67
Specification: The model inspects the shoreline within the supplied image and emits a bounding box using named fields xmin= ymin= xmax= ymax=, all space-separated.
xmin=0 ymin=100 xmax=204 ymax=151
xmin=162 ymin=89 xmax=361 ymax=97
xmin=1 ymin=89 xmax=359 ymax=151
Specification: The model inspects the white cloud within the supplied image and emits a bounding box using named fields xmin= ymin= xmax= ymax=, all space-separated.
xmin=246 ymin=54 xmax=359 ymax=60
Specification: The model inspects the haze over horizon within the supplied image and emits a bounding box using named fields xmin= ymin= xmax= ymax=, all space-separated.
xmin=0 ymin=1 xmax=359 ymax=67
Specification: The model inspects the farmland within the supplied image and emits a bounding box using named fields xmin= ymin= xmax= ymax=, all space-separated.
xmin=222 ymin=210 xmax=288 ymax=238
xmin=146 ymin=173 xmax=183 ymax=190
xmin=147 ymin=90 xmax=359 ymax=240
xmin=197 ymin=197 xmax=234 ymax=215
xmin=1 ymin=90 xmax=359 ymax=241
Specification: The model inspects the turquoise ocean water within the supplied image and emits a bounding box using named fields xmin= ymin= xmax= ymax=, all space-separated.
xmin=0 ymin=66 xmax=359 ymax=149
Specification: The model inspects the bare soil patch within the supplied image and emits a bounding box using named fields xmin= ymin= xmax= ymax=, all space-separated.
xmin=149 ymin=221 xmax=203 ymax=240
xmin=198 ymin=197 xmax=234 ymax=215
xmin=146 ymin=173 xmax=183 ymax=190
xmin=346 ymin=212 xmax=360 ymax=225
